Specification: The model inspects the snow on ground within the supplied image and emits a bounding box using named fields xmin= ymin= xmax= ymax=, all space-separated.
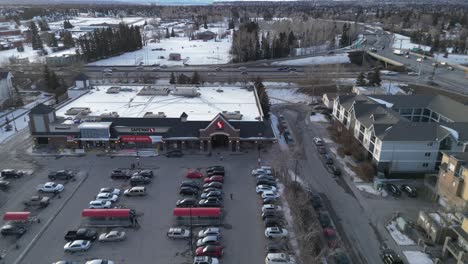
xmin=271 ymin=53 xmax=350 ymax=66
xmin=0 ymin=45 xmax=41 ymax=64
xmin=356 ymin=183 xmax=388 ymax=197
xmin=434 ymin=53 xmax=468 ymax=66
xmin=392 ymin=33 xmax=430 ymax=51
xmin=309 ymin=113 xmax=328 ymax=123
xmin=56 ymin=85 xmax=260 ymax=121
xmin=267 ymin=88 xmax=311 ymax=104
xmin=386 ymin=221 xmax=415 ymax=246
xmin=403 ymin=251 xmax=433 ymax=264
xmin=270 ymin=114 xmax=288 ymax=151
xmin=88 ymin=37 xmax=231 ymax=66
xmin=49 ymin=16 xmax=146 ymax=29
xmin=381 ymin=81 xmax=408 ymax=95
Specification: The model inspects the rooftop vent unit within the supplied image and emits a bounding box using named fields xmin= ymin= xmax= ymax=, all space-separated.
xmin=222 ymin=111 xmax=243 ymax=120
xmin=172 ymin=87 xmax=200 ymax=97
xmin=65 ymin=107 xmax=91 ymax=116
xmin=100 ymin=112 xmax=119 ymax=118
xmin=106 ymin=87 xmax=121 ymax=94
xmin=138 ymin=86 xmax=169 ymax=96
xmin=143 ymin=112 xmax=167 ymax=118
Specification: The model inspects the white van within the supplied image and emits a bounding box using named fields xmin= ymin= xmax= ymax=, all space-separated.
xmin=124 ymin=186 xmax=146 ymax=196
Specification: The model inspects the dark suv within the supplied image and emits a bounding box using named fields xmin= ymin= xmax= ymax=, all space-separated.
xmin=133 ymin=170 xmax=154 ymax=178
xmin=1 ymin=169 xmax=23 ymax=179
xmin=48 ymin=170 xmax=75 ymax=180
xmin=1 ymin=223 xmax=27 ymax=236
xmin=130 ymin=176 xmax=151 ymax=186
xmin=180 ymin=181 xmax=201 ymax=190
xmin=385 ymin=184 xmax=401 ymax=197
xmin=111 ymin=169 xmax=131 ymax=180
xmin=180 ymin=187 xmax=198 ymax=196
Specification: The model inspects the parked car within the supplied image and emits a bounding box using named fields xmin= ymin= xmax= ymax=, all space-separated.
xmin=196 ymin=235 xmax=220 ymax=247
xmin=256 ymin=185 xmax=277 ymax=194
xmin=318 ymin=146 xmax=327 ymax=154
xmin=89 ymin=200 xmax=112 ymax=209
xmin=23 ymin=195 xmax=50 ymax=208
xmin=187 ymin=171 xmax=204 ymax=179
xmin=380 ymin=249 xmax=404 ymax=264
xmin=328 ymin=165 xmax=341 ymax=176
xmin=262 ymin=211 xmax=283 ymax=220
xmin=264 ymin=217 xmax=283 ymax=228
xmin=313 ymin=137 xmax=323 ymax=146
xmin=0 ymin=180 xmax=10 ymax=190
xmin=64 ymin=240 xmax=91 ymax=252
xmin=206 ymin=169 xmax=225 ymax=176
xmin=262 ymin=191 xmax=280 ymax=200
xmin=200 ymin=191 xmax=223 ymax=200
xmin=130 ymin=176 xmax=151 ymax=186
xmin=265 ymin=227 xmax=288 ymax=239
xmin=257 ymin=179 xmax=277 ymax=187
xmin=195 ymin=245 xmax=223 ymax=258
xmin=85 ymin=260 xmax=114 ymax=264
xmin=266 ymin=242 xmax=290 ymax=253
xmin=166 ymin=150 xmax=183 ymax=157
xmin=203 ymin=187 xmax=223 ymax=194
xmin=309 ymin=193 xmax=322 ymax=209
xmin=193 ymin=256 xmax=219 ymax=264
xmin=318 ymin=213 xmax=332 ymax=228
xmin=324 ymin=154 xmax=333 ymax=165
xmin=98 ymin=230 xmax=126 ymax=242
xmin=1 ymin=169 xmax=23 ymax=178
xmin=198 ymin=227 xmax=221 ymax=239
xmin=203 ymin=182 xmax=223 ymax=189
xmin=0 ymin=223 xmax=27 ymax=236
xmin=37 ymin=182 xmax=64 ymax=193
xmin=181 ymin=181 xmax=201 ymax=190
xmin=176 ymin=197 xmax=198 ymax=207
xmin=48 ymin=170 xmax=75 ymax=180
xmin=265 ymin=253 xmax=296 ymax=264
xmin=110 ymin=169 xmax=131 ymax=180
xmin=124 ymin=186 xmax=147 ymax=196
xmin=133 ymin=170 xmax=154 ymax=178
xmin=167 ymin=227 xmax=190 ymax=239
xmin=65 ymin=228 xmax=98 ymax=241
xmin=199 ymin=197 xmax=222 ymax=207
xmin=180 ymin=187 xmax=199 ymax=196
xmin=95 ymin=193 xmax=118 ymax=203
xmin=257 ymin=174 xmax=275 ymax=181
xmin=262 ymin=204 xmax=282 ymax=213
xmin=399 ymin=184 xmax=417 ymax=198
xmin=385 ymin=184 xmax=401 ymax=197
xmin=99 ymin=188 xmax=121 ymax=196
xmin=203 ymin=175 xmax=224 ymax=183
xmin=206 ymin=166 xmax=224 ymax=174
xmin=251 ymin=168 xmax=272 ymax=176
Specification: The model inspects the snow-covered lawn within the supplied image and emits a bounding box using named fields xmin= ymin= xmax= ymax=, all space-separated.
xmin=0 ymin=45 xmax=41 ymax=64
xmin=403 ymin=251 xmax=433 ymax=264
xmin=49 ymin=16 xmax=146 ymax=29
xmin=309 ymin=113 xmax=328 ymax=123
xmin=271 ymin=53 xmax=350 ymax=66
xmin=434 ymin=53 xmax=468 ymax=66
xmin=356 ymin=183 xmax=388 ymax=197
xmin=266 ymin=88 xmax=311 ymax=104
xmin=88 ymin=37 xmax=231 ymax=66
xmin=386 ymin=221 xmax=415 ymax=246
xmin=392 ymin=33 xmax=430 ymax=51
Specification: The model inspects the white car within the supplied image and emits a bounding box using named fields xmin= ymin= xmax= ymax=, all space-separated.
xmin=256 ymin=185 xmax=277 ymax=194
xmin=37 ymin=182 xmax=64 ymax=193
xmin=167 ymin=227 xmax=190 ymax=239
xmin=85 ymin=260 xmax=115 ymax=264
xmin=262 ymin=191 xmax=280 ymax=199
xmin=262 ymin=204 xmax=282 ymax=213
xmin=193 ymin=256 xmax=219 ymax=264
xmin=265 ymin=227 xmax=288 ymax=239
xmin=196 ymin=235 xmax=220 ymax=247
xmin=89 ymin=200 xmax=112 ymax=209
xmin=64 ymin=240 xmax=91 ymax=252
xmin=416 ymin=58 xmax=422 ymax=62
xmin=251 ymin=168 xmax=272 ymax=176
xmin=99 ymin=188 xmax=121 ymax=196
xmin=313 ymin=137 xmax=323 ymax=146
xmin=198 ymin=227 xmax=221 ymax=238
xmin=98 ymin=230 xmax=126 ymax=242
xmin=265 ymin=253 xmax=296 ymax=264
xmin=440 ymin=61 xmax=447 ymax=66
xmin=96 ymin=193 xmax=118 ymax=203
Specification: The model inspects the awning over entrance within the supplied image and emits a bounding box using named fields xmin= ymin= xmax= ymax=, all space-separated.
xmin=82 ymin=209 xmax=131 ymax=218
xmin=120 ymin=135 xmax=162 ymax=143
xmin=3 ymin=212 xmax=31 ymax=221
xmin=173 ymin=208 xmax=221 ymax=217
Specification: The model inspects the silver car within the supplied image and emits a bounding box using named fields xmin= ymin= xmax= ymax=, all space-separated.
xmin=196 ymin=235 xmax=220 ymax=247
xmin=198 ymin=227 xmax=221 ymax=239
xmin=98 ymin=230 xmax=126 ymax=242
xmin=64 ymin=240 xmax=91 ymax=252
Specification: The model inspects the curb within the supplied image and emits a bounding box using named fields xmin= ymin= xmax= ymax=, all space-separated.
xmin=12 ymin=171 xmax=90 ymax=264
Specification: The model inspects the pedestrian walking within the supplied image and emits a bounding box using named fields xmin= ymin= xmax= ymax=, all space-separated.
xmin=230 ymin=193 xmax=233 ymax=200
xmin=134 ymin=217 xmax=139 ymax=227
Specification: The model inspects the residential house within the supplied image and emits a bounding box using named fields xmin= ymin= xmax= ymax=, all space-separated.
xmin=322 ymin=93 xmax=338 ymax=109
xmin=442 ymin=214 xmax=468 ymax=264
xmin=333 ymin=94 xmax=468 ymax=174
xmin=169 ymin=53 xmax=181 ymax=61
xmin=74 ymin=73 xmax=90 ymax=89
xmin=437 ymin=152 xmax=468 ymax=211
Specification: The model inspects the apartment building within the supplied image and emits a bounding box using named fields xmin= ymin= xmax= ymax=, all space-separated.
xmin=333 ymin=95 xmax=468 ymax=174
xmin=437 ymin=152 xmax=468 ymax=211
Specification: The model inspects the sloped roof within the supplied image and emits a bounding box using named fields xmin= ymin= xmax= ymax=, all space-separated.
xmin=29 ymin=103 xmax=55 ymax=115
xmin=0 ymin=71 xmax=9 ymax=79
xmin=376 ymin=122 xmax=450 ymax=141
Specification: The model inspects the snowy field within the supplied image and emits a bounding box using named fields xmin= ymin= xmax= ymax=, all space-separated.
xmin=386 ymin=221 xmax=415 ymax=246
xmin=266 ymin=87 xmax=311 ymax=104
xmin=271 ymin=53 xmax=350 ymax=66
xmin=392 ymin=33 xmax=430 ymax=51
xmin=403 ymin=251 xmax=433 ymax=264
xmin=88 ymin=37 xmax=232 ymax=66
xmin=48 ymin=16 xmax=147 ymax=30
xmin=56 ymin=85 xmax=260 ymax=121
xmin=434 ymin=53 xmax=468 ymax=66
xmin=0 ymin=45 xmax=77 ymax=65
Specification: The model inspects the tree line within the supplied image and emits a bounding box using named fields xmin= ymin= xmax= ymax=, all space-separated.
xmin=77 ymin=23 xmax=143 ymax=62
xmin=169 ymin=71 xmax=202 ymax=85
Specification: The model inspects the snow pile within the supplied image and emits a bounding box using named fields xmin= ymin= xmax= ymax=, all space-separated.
xmin=392 ymin=34 xmax=431 ymax=51
xmin=403 ymin=251 xmax=433 ymax=264
xmin=270 ymin=114 xmax=288 ymax=151
xmin=380 ymin=81 xmax=408 ymax=95
xmin=368 ymin=96 xmax=394 ymax=108
xmin=88 ymin=37 xmax=232 ymax=66
xmin=356 ymin=183 xmax=388 ymax=197
xmin=267 ymin=88 xmax=311 ymax=104
xmin=271 ymin=53 xmax=350 ymax=66
xmin=386 ymin=221 xmax=415 ymax=246
xmin=441 ymin=125 xmax=459 ymax=141
xmin=309 ymin=113 xmax=328 ymax=123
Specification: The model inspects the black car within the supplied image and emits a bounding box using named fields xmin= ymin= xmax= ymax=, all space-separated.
xmin=166 ymin=150 xmax=183 ymax=158
xmin=206 ymin=166 xmax=224 ymax=174
xmin=111 ymin=169 xmax=131 ymax=180
xmin=130 ymin=175 xmax=151 ymax=186
xmin=198 ymin=197 xmax=222 ymax=207
xmin=176 ymin=198 xmax=197 ymax=207
xmin=1 ymin=223 xmax=26 ymax=236
xmin=318 ymin=213 xmax=332 ymax=228
xmin=203 ymin=187 xmax=223 ymax=193
xmin=263 ymin=197 xmax=279 ymax=205
xmin=400 ymin=184 xmax=417 ymax=198
xmin=180 ymin=187 xmax=198 ymax=196
xmin=318 ymin=146 xmax=327 ymax=154
xmin=200 ymin=191 xmax=223 ymax=200
xmin=48 ymin=170 xmax=75 ymax=180
xmin=262 ymin=211 xmax=282 ymax=220
xmin=324 ymin=154 xmax=334 ymax=165
xmin=1 ymin=169 xmax=23 ymax=179
xmin=256 ymin=179 xmax=277 ymax=187
xmin=385 ymin=184 xmax=401 ymax=197
xmin=133 ymin=170 xmax=154 ymax=178
xmin=264 ymin=217 xmax=282 ymax=228
xmin=0 ymin=180 xmax=10 ymax=190
xmin=202 ymin=182 xmax=223 ymax=189
xmin=256 ymin=175 xmax=275 ymax=181
xmin=181 ymin=181 xmax=201 ymax=190
xmin=309 ymin=193 xmax=322 ymax=209
xmin=206 ymin=170 xmax=225 ymax=176
xmin=328 ymin=165 xmax=341 ymax=176
xmin=380 ymin=249 xmax=403 ymax=264
xmin=266 ymin=242 xmax=289 ymax=253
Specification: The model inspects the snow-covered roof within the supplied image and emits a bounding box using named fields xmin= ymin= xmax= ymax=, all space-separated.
xmin=56 ymin=86 xmax=261 ymax=121
xmin=78 ymin=122 xmax=112 ymax=129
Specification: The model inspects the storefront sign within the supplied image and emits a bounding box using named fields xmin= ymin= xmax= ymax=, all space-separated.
xmin=215 ymin=121 xmax=224 ymax=130
xmin=120 ymin=135 xmax=152 ymax=143
xmin=66 ymin=135 xmax=75 ymax=142
xmin=130 ymin=127 xmax=156 ymax=133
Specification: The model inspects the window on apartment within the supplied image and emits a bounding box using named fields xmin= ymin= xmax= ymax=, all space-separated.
xmin=423 ymin=109 xmax=431 ymax=116
xmin=413 ymin=108 xmax=422 ymax=115
xmin=422 ymin=163 xmax=429 ymax=167
xmin=427 ymin=142 xmax=433 ymax=146
xmin=425 ymin=152 xmax=431 ymax=157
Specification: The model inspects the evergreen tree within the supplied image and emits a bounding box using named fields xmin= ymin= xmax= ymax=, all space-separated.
xmin=64 ymin=20 xmax=74 ymax=29
xmin=38 ymin=20 xmax=50 ymax=31
xmin=288 ymin=31 xmax=297 ymax=52
xmin=17 ymin=42 xmax=24 ymax=52
xmin=177 ymin=74 xmax=190 ymax=84
xmin=165 ymin=28 xmax=170 ymax=38
xmin=254 ymin=77 xmax=270 ymax=118
xmin=203 ymin=20 xmax=208 ymax=29
xmin=191 ymin=71 xmax=201 ymax=84
xmin=169 ymin=72 xmax=176 ymax=84
xmin=228 ymin=18 xmax=235 ymax=30
xmin=356 ymin=72 xmax=367 ymax=86
xmin=339 ymin=23 xmax=349 ymax=48
xmin=171 ymin=28 xmax=175 ymax=38
xmin=50 ymin=33 xmax=58 ymax=47
xmin=261 ymin=33 xmax=271 ymax=59
xmin=62 ymin=31 xmax=74 ymax=48
xmin=29 ymin=21 xmax=43 ymax=50
xmin=367 ymin=68 xmax=381 ymax=87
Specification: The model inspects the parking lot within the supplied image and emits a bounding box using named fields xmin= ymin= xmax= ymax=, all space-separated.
xmin=8 ymin=151 xmax=266 ymax=264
